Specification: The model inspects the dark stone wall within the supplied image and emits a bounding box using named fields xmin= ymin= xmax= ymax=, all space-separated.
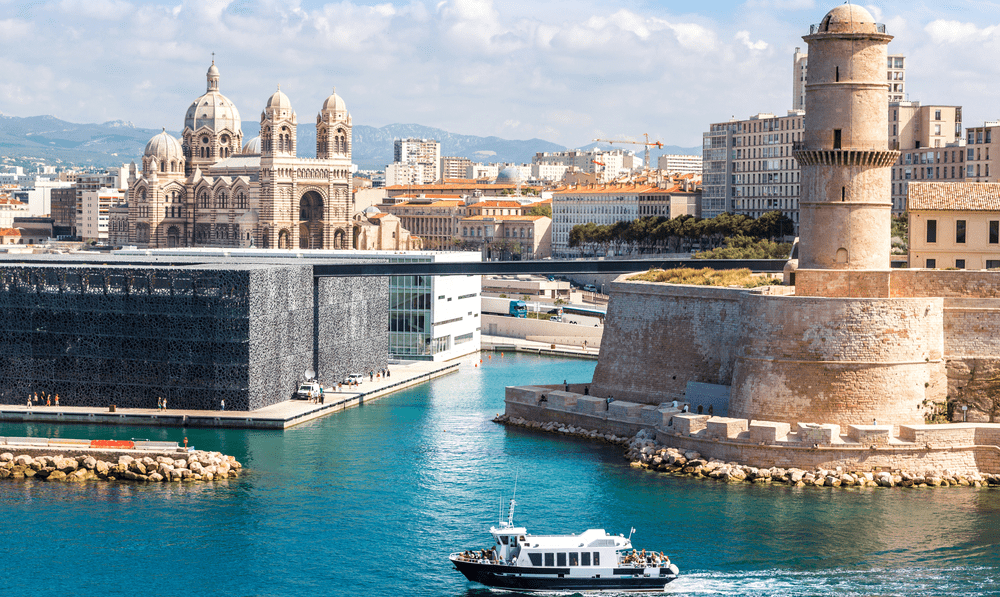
xmin=0 ymin=264 xmax=389 ymax=411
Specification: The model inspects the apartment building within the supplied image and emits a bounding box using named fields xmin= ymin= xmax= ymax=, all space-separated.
xmin=551 ymin=183 xmax=653 ymax=256
xmin=908 ymin=182 xmax=1000 ymax=269
xmin=964 ymin=122 xmax=1000 ymax=183
xmin=657 ymin=154 xmax=703 ymax=175
xmin=706 ymin=111 xmax=805 ymax=227
xmin=458 ymin=214 xmax=551 ymax=259
xmin=702 ymin=122 xmax=735 ymax=219
xmin=637 ymin=178 xmax=701 ymax=218
xmin=533 ymin=149 xmax=633 ymax=182
xmin=394 ymin=138 xmax=441 ymax=182
xmin=889 ymin=102 xmax=965 ymax=212
xmin=76 ymin=169 xmax=123 ymax=238
xmin=79 ymin=187 xmax=123 ymax=242
xmin=440 ymin=156 xmax=472 ymax=181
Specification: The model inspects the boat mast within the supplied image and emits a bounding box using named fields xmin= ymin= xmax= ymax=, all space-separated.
xmin=507 ymin=473 xmax=518 ymax=527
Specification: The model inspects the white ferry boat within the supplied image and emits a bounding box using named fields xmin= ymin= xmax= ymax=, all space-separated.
xmin=450 ymin=497 xmax=679 ymax=592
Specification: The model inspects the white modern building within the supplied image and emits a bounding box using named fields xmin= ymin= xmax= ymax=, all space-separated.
xmin=551 ymin=183 xmax=649 ymax=257
xmin=79 ymin=187 xmax=123 ymax=241
xmin=657 ymin=154 xmax=703 ymax=175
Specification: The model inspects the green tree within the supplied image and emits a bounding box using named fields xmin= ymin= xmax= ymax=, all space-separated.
xmin=527 ymin=204 xmax=552 ymax=218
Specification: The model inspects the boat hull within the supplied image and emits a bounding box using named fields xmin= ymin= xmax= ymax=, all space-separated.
xmin=451 ymin=558 xmax=676 ymax=592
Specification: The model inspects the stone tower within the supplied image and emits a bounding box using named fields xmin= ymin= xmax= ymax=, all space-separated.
xmin=794 ymin=4 xmax=899 ymax=270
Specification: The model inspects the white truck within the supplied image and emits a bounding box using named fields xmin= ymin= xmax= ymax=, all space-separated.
xmin=295 ymin=381 xmax=322 ymax=400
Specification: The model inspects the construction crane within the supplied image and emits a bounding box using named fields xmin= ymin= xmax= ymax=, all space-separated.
xmin=591 ymin=160 xmax=605 ymax=182
xmin=592 ymin=133 xmax=664 ymax=174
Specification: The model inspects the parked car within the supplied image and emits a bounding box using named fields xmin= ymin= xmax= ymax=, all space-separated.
xmin=583 ymin=284 xmax=598 ymax=293
xmin=550 ymin=316 xmax=562 ymax=323
xmin=343 ymin=373 xmax=365 ymax=386
xmin=546 ymin=308 xmax=561 ymax=315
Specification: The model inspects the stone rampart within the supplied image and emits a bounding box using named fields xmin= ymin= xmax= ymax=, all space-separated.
xmin=590 ymin=279 xmax=744 ymax=404
xmin=504 ymin=386 xmax=1000 ymax=475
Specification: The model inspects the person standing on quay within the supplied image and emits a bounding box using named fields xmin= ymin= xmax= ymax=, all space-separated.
xmin=163 ymin=398 xmax=167 ymax=410
xmin=157 ymin=397 xmax=162 ymax=411
xmin=55 ymin=394 xmax=60 ymax=407
xmin=221 ymin=399 xmax=225 ymax=411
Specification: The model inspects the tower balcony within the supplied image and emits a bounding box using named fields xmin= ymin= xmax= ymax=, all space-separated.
xmin=793 ymin=148 xmax=899 ymax=168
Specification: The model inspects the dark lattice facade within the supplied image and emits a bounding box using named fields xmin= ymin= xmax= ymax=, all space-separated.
xmin=0 ymin=264 xmax=387 ymax=411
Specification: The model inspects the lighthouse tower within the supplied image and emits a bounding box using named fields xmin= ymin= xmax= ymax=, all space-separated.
xmin=795 ymin=4 xmax=899 ymax=270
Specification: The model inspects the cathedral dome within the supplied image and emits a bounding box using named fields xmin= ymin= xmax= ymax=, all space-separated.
xmin=183 ymin=61 xmax=242 ymax=134
xmin=242 ymin=136 xmax=262 ymax=154
xmin=321 ymin=90 xmax=347 ymax=115
xmin=144 ymin=129 xmax=184 ymax=162
xmin=818 ymin=4 xmax=879 ymax=34
xmin=263 ymin=87 xmax=296 ymax=122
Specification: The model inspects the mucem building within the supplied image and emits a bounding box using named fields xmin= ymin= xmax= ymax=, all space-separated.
xmin=0 ymin=255 xmax=388 ymax=411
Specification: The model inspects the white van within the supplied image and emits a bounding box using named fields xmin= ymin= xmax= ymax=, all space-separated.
xmin=344 ymin=373 xmax=365 ymax=386
xmin=295 ymin=381 xmax=321 ymax=400
xmin=583 ymin=284 xmax=598 ymax=293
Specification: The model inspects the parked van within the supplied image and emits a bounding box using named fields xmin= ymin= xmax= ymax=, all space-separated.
xmin=295 ymin=381 xmax=321 ymax=400
xmin=583 ymin=284 xmax=598 ymax=293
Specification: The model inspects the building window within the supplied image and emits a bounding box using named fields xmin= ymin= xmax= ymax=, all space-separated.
xmin=956 ymin=259 xmax=966 ymax=269
xmin=957 ymin=220 xmax=967 ymax=244
xmin=935 ymin=110 xmax=942 ymax=121
xmin=987 ymin=260 xmax=1000 ymax=269
xmin=992 ymin=221 xmax=1000 ymax=244
xmin=926 ymin=220 xmax=937 ymax=243
xmin=926 ymin=258 xmax=936 ymax=268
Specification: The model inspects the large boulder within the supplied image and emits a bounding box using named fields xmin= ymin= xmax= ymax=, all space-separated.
xmin=0 ymin=453 xmax=13 ymax=462
xmin=45 ymin=470 xmax=67 ymax=482
xmin=82 ymin=457 xmax=97 ymax=471
xmin=56 ymin=458 xmax=78 ymax=473
xmin=14 ymin=455 xmax=33 ymax=467
xmin=129 ymin=461 xmax=147 ymax=475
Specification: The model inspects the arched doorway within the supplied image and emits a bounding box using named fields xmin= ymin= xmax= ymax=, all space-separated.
xmin=278 ymin=229 xmax=290 ymax=249
xmin=261 ymin=227 xmax=270 ymax=249
xmin=299 ymin=190 xmax=325 ymax=249
xmin=167 ymin=226 xmax=180 ymax=248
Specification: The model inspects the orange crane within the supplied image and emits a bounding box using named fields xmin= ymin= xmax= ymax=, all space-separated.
xmin=591 ymin=159 xmax=606 ymax=181
xmin=592 ymin=133 xmax=664 ymax=173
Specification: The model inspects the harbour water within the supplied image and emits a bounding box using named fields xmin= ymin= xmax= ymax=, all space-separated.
xmin=1 ymin=352 xmax=999 ymax=596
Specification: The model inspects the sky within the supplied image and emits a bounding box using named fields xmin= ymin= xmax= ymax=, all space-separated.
xmin=2 ymin=0 xmax=1000 ymax=149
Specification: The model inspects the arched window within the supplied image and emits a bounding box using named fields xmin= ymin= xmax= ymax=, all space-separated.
xmin=217 ymin=193 xmax=227 ymax=209
xmin=199 ymin=192 xmax=209 ymax=209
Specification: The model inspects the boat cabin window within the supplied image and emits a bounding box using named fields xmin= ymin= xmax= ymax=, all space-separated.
xmin=499 ymin=536 xmax=508 ymax=545
xmin=582 ymin=552 xmax=591 ymax=566
xmin=569 ymin=552 xmax=579 ymax=566
xmin=544 ymin=553 xmax=554 ymax=566
xmin=528 ymin=553 xmax=542 ymax=567
xmin=593 ymin=552 xmax=600 ymax=566
xmin=557 ymin=553 xmax=567 ymax=566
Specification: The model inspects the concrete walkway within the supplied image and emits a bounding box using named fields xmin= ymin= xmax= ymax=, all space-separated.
xmin=481 ymin=335 xmax=599 ymax=359
xmin=0 ymin=360 xmax=460 ymax=430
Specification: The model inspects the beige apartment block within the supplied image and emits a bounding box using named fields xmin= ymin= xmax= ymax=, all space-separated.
xmin=440 ymin=156 xmax=472 ymax=181
xmin=730 ymin=111 xmax=805 ymax=226
xmin=908 ymin=182 xmax=1000 ymax=270
xmin=964 ymin=123 xmax=1000 ymax=183
xmin=889 ymin=102 xmax=965 ymax=212
xmin=551 ymin=183 xmax=653 ymax=256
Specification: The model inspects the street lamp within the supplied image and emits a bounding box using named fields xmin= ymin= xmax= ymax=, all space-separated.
xmin=962 ymin=405 xmax=968 ymax=422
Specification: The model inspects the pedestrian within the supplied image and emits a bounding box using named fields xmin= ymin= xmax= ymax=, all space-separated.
xmin=682 ymin=404 xmax=689 ymax=413
xmin=46 ymin=396 xmax=51 ymax=406
xmin=221 ymin=399 xmax=225 ymax=411
xmin=671 ymin=400 xmax=678 ymax=409
xmin=33 ymin=393 xmax=38 ymax=404
xmin=708 ymin=405 xmax=714 ymax=416
xmin=697 ymin=405 xmax=703 ymax=414
xmin=387 ymin=368 xmax=390 ymax=378
xmin=157 ymin=397 xmax=162 ymax=411
xmin=26 ymin=396 xmax=31 ymax=410
xmin=163 ymin=398 xmax=167 ymax=410
xmin=872 ymin=418 xmax=877 ymax=426
xmin=370 ymin=371 xmax=374 ymax=382
xmin=584 ymin=386 xmax=589 ymax=395
xmin=54 ymin=394 xmax=59 ymax=407
xmin=183 ymin=437 xmax=188 ymax=449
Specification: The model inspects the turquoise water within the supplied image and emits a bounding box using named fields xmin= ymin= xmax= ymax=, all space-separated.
xmin=1 ymin=351 xmax=999 ymax=596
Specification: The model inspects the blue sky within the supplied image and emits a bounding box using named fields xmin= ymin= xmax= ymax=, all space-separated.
xmin=2 ymin=0 xmax=1000 ymax=149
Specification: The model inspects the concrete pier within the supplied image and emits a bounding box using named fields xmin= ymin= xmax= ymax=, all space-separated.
xmin=0 ymin=360 xmax=460 ymax=430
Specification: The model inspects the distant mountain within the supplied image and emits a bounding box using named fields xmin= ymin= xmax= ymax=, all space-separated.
xmin=0 ymin=113 xmax=699 ymax=170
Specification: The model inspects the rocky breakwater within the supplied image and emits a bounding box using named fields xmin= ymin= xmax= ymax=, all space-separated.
xmin=0 ymin=451 xmax=242 ymax=483
xmin=494 ymin=414 xmax=632 ymax=445
xmin=626 ymin=430 xmax=1000 ymax=489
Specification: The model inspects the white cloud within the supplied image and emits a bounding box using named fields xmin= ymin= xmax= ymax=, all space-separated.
xmin=925 ymin=20 xmax=996 ymax=44
xmin=735 ymin=30 xmax=768 ymax=51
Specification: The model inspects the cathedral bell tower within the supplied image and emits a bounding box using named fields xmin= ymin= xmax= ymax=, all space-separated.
xmin=794 ymin=4 xmax=899 ymax=270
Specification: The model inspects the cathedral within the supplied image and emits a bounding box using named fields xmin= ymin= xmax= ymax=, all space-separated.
xmin=127 ymin=61 xmax=354 ymax=249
